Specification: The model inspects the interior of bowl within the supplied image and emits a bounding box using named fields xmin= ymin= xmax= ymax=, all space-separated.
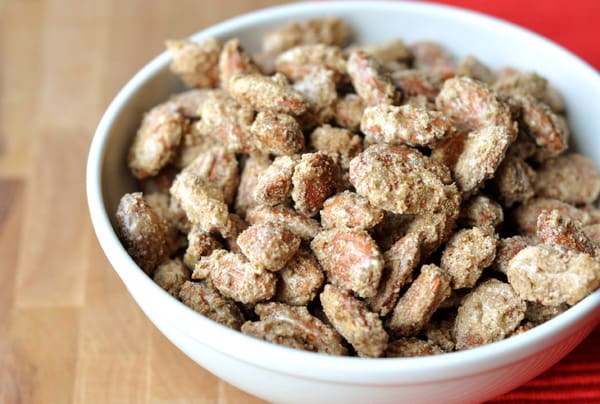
xmin=87 ymin=0 xmax=600 ymax=384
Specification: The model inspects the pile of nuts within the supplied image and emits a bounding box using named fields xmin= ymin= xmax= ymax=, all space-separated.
xmin=116 ymin=17 xmax=600 ymax=357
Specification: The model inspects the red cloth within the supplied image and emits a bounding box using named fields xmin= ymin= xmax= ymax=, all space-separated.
xmin=426 ymin=2 xmax=600 ymax=401
xmin=430 ymin=0 xmax=600 ymax=71
xmin=489 ymin=326 xmax=600 ymax=402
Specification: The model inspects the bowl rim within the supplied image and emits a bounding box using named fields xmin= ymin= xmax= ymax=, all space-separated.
xmin=87 ymin=0 xmax=600 ymax=384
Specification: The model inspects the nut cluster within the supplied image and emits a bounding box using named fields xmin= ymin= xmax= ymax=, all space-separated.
xmin=116 ymin=17 xmax=600 ymax=357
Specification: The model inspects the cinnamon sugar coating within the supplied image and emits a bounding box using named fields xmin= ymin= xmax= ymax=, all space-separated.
xmin=119 ymin=18 xmax=600 ymax=356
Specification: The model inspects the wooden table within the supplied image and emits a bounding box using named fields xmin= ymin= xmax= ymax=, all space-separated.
xmin=1 ymin=1 xmax=599 ymax=403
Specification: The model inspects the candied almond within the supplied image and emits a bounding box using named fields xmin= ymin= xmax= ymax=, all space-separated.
xmin=385 ymin=338 xmax=444 ymax=358
xmin=223 ymin=213 xmax=249 ymax=255
xmin=534 ymin=153 xmax=600 ymax=205
xmin=410 ymin=40 xmax=456 ymax=81
xmin=456 ymin=55 xmax=495 ymax=84
xmin=293 ymin=67 xmax=338 ymax=125
xmin=525 ymin=301 xmax=568 ymax=323
xmin=254 ymin=156 xmax=297 ymax=206
xmin=580 ymin=205 xmax=600 ymax=224
xmin=166 ymin=38 xmax=221 ymax=88
xmin=543 ymin=85 xmax=566 ymax=114
xmin=349 ymin=39 xmax=412 ymax=67
xmin=511 ymin=93 xmax=568 ymax=160
xmin=506 ymin=245 xmax=600 ymax=306
xmin=430 ymin=130 xmax=467 ymax=172
xmin=511 ymin=198 xmax=592 ymax=235
xmin=169 ymin=171 xmax=235 ymax=238
xmin=349 ymin=144 xmax=458 ymax=215
xmin=167 ymin=195 xmax=192 ymax=234
xmin=235 ymin=153 xmax=271 ymax=216
xmin=423 ymin=317 xmax=456 ymax=352
xmin=320 ymin=191 xmax=384 ymax=230
xmin=440 ymin=227 xmax=498 ymax=289
xmin=169 ymin=88 xmax=216 ymax=118
xmin=311 ymin=228 xmax=383 ymax=298
xmin=128 ymin=102 xmax=187 ymax=179
xmin=371 ymin=212 xmax=414 ymax=251
xmin=142 ymin=190 xmax=170 ymax=214
xmin=491 ymin=155 xmax=536 ymax=208
xmin=246 ymin=204 xmax=321 ymax=239
xmin=506 ymin=130 xmax=538 ymax=160
xmin=367 ymin=232 xmax=422 ymax=316
xmin=511 ymin=321 xmax=539 ymax=336
xmin=495 ymin=71 xmax=565 ymax=113
xmin=142 ymin=193 xmax=182 ymax=254
xmin=291 ymin=152 xmax=340 ymax=217
xmin=197 ymin=94 xmax=255 ymax=153
xmin=320 ymin=284 xmax=388 ymax=358
xmin=454 ymin=279 xmax=525 ymax=350
xmin=116 ymin=192 xmax=170 ymax=275
xmin=436 ymin=76 xmax=515 ymax=135
xmin=491 ymin=235 xmax=537 ymax=275
xmin=453 ymin=125 xmax=515 ymax=194
xmin=250 ymin=111 xmax=305 ymax=155
xmin=237 ymin=222 xmax=301 ymax=271
xmin=387 ymin=264 xmax=451 ymax=337
xmin=583 ymin=224 xmax=600 ymax=246
xmin=494 ymin=71 xmax=548 ymax=101
xmin=174 ymin=122 xmax=220 ymax=169
xmin=458 ymin=195 xmax=504 ymax=229
xmin=347 ymin=50 xmax=400 ymax=106
xmin=361 ymin=104 xmax=450 ymax=147
xmin=406 ymin=191 xmax=461 ymax=259
xmin=262 ymin=17 xmax=349 ymax=54
xmin=153 ymin=258 xmax=190 ymax=297
xmin=139 ymin=166 xmax=178 ymax=195
xmin=218 ymin=38 xmax=261 ymax=90
xmin=275 ymin=44 xmax=347 ymax=82
xmin=309 ymin=125 xmax=363 ymax=170
xmin=182 ymin=145 xmax=239 ymax=205
xmin=242 ymin=302 xmax=347 ymax=355
xmin=183 ymin=227 xmax=222 ymax=270
xmin=333 ymin=93 xmax=365 ymax=131
xmin=178 ymin=280 xmax=244 ymax=330
xmin=228 ymin=73 xmax=308 ymax=115
xmin=439 ymin=290 xmax=470 ymax=310
xmin=390 ymin=69 xmax=441 ymax=101
xmin=194 ymin=250 xmax=277 ymax=304
xmin=275 ymin=251 xmax=325 ymax=306
xmin=536 ymin=209 xmax=596 ymax=256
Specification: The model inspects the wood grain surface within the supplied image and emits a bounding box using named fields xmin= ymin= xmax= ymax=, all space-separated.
xmin=1 ymin=1 xmax=599 ymax=403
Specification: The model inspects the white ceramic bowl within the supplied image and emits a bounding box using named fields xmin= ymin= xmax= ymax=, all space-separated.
xmin=87 ymin=2 xmax=600 ymax=403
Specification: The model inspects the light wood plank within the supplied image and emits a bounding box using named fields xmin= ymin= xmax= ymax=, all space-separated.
xmin=147 ymin=327 xmax=220 ymax=403
xmin=0 ymin=178 xmax=27 ymax=404
xmin=13 ymin=0 xmax=113 ymax=307
xmin=218 ymin=380 xmax=266 ymax=404
xmin=73 ymin=353 xmax=149 ymax=404
xmin=13 ymin=130 xmax=92 ymax=307
xmin=0 ymin=0 xmax=43 ymax=176
xmin=73 ymin=233 xmax=150 ymax=401
xmin=7 ymin=307 xmax=80 ymax=404
xmin=0 ymin=179 xmax=23 ymax=324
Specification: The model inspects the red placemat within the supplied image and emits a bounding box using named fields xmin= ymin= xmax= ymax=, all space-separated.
xmin=430 ymin=0 xmax=600 ymax=71
xmin=489 ymin=325 xmax=600 ymax=402
xmin=428 ymin=1 xmax=600 ymax=401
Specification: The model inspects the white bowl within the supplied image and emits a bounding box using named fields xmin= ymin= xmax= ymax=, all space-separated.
xmin=86 ymin=2 xmax=600 ymax=403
